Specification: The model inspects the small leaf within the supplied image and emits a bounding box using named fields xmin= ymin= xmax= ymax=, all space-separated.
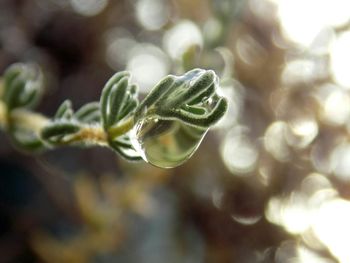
xmin=3 ymin=63 xmax=44 ymax=111
xmin=75 ymin=102 xmax=100 ymax=123
xmin=169 ymin=70 xmax=216 ymax=106
xmin=19 ymin=83 xmax=41 ymax=109
xmin=108 ymin=139 xmax=142 ymax=161
xmin=118 ymin=99 xmax=137 ymax=121
xmin=108 ymin=76 xmax=128 ymax=127
xmin=4 ymin=77 xmax=26 ymax=110
xmin=186 ymin=83 xmax=215 ymax=105
xmin=163 ymin=97 xmax=228 ymax=127
xmin=181 ymin=105 xmax=206 ymax=115
xmin=100 ymin=71 xmax=130 ymax=129
xmin=8 ymin=125 xmax=45 ymax=151
xmin=10 ymin=129 xmax=45 ymax=151
xmin=54 ymin=100 xmax=73 ymax=120
xmin=100 ymin=72 xmax=139 ymax=134
xmin=135 ymin=76 xmax=175 ymax=119
xmin=41 ymin=122 xmax=81 ymax=144
xmin=135 ymin=68 xmax=227 ymax=128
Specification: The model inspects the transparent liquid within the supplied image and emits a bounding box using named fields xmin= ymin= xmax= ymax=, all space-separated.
xmin=131 ymin=118 xmax=208 ymax=168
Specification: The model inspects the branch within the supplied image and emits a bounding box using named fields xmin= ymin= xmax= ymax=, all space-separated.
xmin=0 ymin=63 xmax=227 ymax=168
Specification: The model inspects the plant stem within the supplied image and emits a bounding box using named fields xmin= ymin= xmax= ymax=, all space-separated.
xmin=61 ymin=125 xmax=108 ymax=146
xmin=10 ymin=108 xmax=50 ymax=133
xmin=0 ymin=96 xmax=50 ymax=133
xmin=107 ymin=116 xmax=134 ymax=139
xmin=0 ymin=99 xmax=135 ymax=147
xmin=0 ymin=77 xmax=135 ymax=148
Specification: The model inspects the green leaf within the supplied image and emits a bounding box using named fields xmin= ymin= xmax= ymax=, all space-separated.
xmin=18 ymin=83 xmax=41 ymax=109
xmin=135 ymin=76 xmax=175 ymax=120
xmin=186 ymin=83 xmax=215 ymax=105
xmin=100 ymin=71 xmax=139 ymax=134
xmin=181 ymin=105 xmax=207 ymax=115
xmin=135 ymin=68 xmax=228 ymax=128
xmin=75 ymin=102 xmax=101 ymax=123
xmin=163 ymin=97 xmax=228 ymax=127
xmin=100 ymin=71 xmax=130 ymax=129
xmin=166 ymin=70 xmax=216 ymax=106
xmin=118 ymin=99 xmax=137 ymax=121
xmin=108 ymin=76 xmax=129 ymax=127
xmin=41 ymin=121 xmax=81 ymax=144
xmin=2 ymin=63 xmax=44 ymax=111
xmin=10 ymin=130 xmax=45 ymax=151
xmin=7 ymin=125 xmax=45 ymax=151
xmin=4 ymin=77 xmax=26 ymax=110
xmin=54 ymin=100 xmax=73 ymax=120
xmin=108 ymin=139 xmax=142 ymax=161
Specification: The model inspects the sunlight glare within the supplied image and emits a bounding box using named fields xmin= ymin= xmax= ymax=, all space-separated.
xmin=276 ymin=0 xmax=350 ymax=47
xmin=163 ymin=20 xmax=203 ymax=60
xmin=312 ymin=198 xmax=350 ymax=263
xmin=70 ymin=0 xmax=108 ymax=16
xmin=221 ymin=127 xmax=258 ymax=175
xmin=264 ymin=121 xmax=290 ymax=162
xmin=135 ymin=0 xmax=169 ymax=30
xmin=331 ymin=31 xmax=350 ymax=87
xmin=127 ymin=44 xmax=170 ymax=93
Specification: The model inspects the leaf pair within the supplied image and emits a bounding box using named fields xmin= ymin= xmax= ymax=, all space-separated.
xmin=134 ymin=68 xmax=228 ymax=129
xmin=41 ymin=100 xmax=101 ymax=145
xmin=1 ymin=63 xmax=45 ymax=150
xmin=41 ymin=71 xmax=141 ymax=161
xmin=54 ymin=100 xmax=101 ymax=124
xmin=8 ymin=124 xmax=45 ymax=151
xmin=2 ymin=63 xmax=44 ymax=111
xmin=100 ymin=71 xmax=141 ymax=161
xmin=100 ymin=71 xmax=138 ymax=131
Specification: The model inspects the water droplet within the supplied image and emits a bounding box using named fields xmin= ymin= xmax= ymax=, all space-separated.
xmin=131 ymin=117 xmax=208 ymax=168
xmin=130 ymin=68 xmax=226 ymax=168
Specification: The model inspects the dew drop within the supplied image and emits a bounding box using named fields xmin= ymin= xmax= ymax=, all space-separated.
xmin=131 ymin=117 xmax=208 ymax=168
xmin=130 ymin=68 xmax=225 ymax=168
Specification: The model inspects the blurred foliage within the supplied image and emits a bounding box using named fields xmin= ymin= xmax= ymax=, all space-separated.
xmin=1 ymin=0 xmax=350 ymax=262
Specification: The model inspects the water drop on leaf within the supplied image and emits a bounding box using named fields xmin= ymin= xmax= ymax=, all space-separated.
xmin=131 ymin=117 xmax=208 ymax=168
xmin=130 ymin=68 xmax=228 ymax=168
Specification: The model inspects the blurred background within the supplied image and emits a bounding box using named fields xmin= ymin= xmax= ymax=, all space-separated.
xmin=1 ymin=0 xmax=350 ymax=262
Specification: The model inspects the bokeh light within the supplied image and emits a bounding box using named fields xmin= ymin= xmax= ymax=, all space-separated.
xmin=264 ymin=121 xmax=290 ymax=162
xmin=331 ymin=31 xmax=350 ymax=87
xmin=163 ymin=20 xmax=203 ymax=60
xmin=127 ymin=44 xmax=170 ymax=93
xmin=3 ymin=0 xmax=350 ymax=262
xmin=221 ymin=126 xmax=259 ymax=175
xmin=285 ymin=116 xmax=318 ymax=149
xmin=70 ymin=0 xmax=108 ymax=16
xmin=105 ymin=28 xmax=136 ymax=69
xmin=330 ymin=142 xmax=350 ymax=182
xmin=135 ymin=0 xmax=169 ymax=30
xmin=275 ymin=0 xmax=350 ymax=47
xmin=282 ymin=59 xmax=318 ymax=85
xmin=236 ymin=34 xmax=267 ymax=67
xmin=312 ymin=198 xmax=350 ymax=263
